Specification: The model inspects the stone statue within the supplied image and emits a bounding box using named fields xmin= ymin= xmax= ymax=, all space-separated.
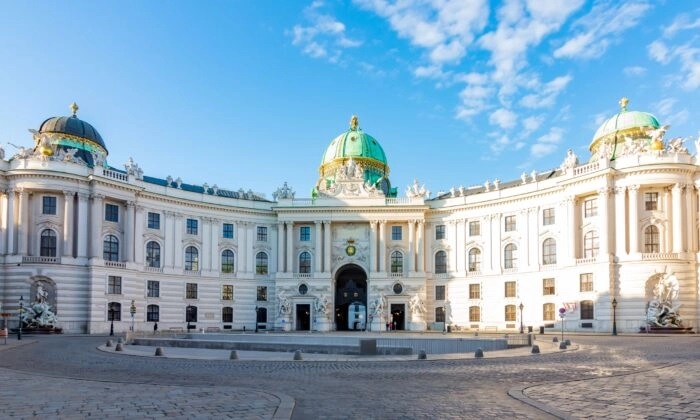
xmin=444 ymin=299 xmax=453 ymax=323
xmin=521 ymin=172 xmax=528 ymax=185
xmin=314 ymin=295 xmax=329 ymax=315
xmin=663 ymin=272 xmax=680 ymax=306
xmin=373 ymin=296 xmax=385 ymax=316
xmin=406 ymin=179 xmax=428 ymax=198
xmin=408 ymin=294 xmax=425 ymax=315
xmin=530 ymin=170 xmax=537 ymax=182
xmin=484 ymin=180 xmax=490 ymax=192
xmin=278 ymin=291 xmax=290 ymax=317
xmin=36 ymin=284 xmax=48 ymax=304
xmin=560 ymin=148 xmax=579 ymax=171
xmin=0 ymin=144 xmax=4 ymax=160
xmin=8 ymin=143 xmax=32 ymax=159
xmin=666 ymin=137 xmax=688 ymax=154
xmin=645 ymin=270 xmax=683 ymax=328
xmin=273 ymin=182 xmax=295 ymax=200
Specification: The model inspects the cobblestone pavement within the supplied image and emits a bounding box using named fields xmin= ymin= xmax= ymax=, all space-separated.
xmin=1 ymin=334 xmax=699 ymax=419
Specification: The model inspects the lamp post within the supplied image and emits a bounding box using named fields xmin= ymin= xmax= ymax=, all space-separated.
xmin=17 ymin=295 xmax=24 ymax=341
xmin=129 ymin=300 xmax=136 ymax=332
xmin=109 ymin=303 xmax=115 ymax=336
xmin=558 ymin=307 xmax=566 ymax=342
xmin=519 ymin=302 xmax=524 ymax=334
xmin=186 ymin=305 xmax=192 ymax=331
xmin=612 ymin=298 xmax=618 ymax=336
xmin=254 ymin=306 xmax=259 ymax=333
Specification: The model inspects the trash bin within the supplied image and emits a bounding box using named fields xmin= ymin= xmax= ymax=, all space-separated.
xmin=528 ymin=326 xmax=533 ymax=333
xmin=539 ymin=326 xmax=544 ymax=334
xmin=447 ymin=325 xmax=452 ymax=333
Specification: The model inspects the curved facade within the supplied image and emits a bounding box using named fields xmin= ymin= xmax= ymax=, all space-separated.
xmin=1 ymin=102 xmax=699 ymax=334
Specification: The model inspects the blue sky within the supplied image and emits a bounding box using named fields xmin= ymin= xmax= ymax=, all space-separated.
xmin=1 ymin=1 xmax=699 ymax=198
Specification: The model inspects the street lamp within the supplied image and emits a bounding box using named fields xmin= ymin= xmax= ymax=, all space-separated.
xmin=186 ymin=305 xmax=192 ymax=331
xmin=612 ymin=298 xmax=618 ymax=336
xmin=254 ymin=306 xmax=259 ymax=333
xmin=129 ymin=300 xmax=136 ymax=332
xmin=519 ymin=302 xmax=524 ymax=334
xmin=109 ymin=303 xmax=115 ymax=336
xmin=17 ymin=295 xmax=24 ymax=341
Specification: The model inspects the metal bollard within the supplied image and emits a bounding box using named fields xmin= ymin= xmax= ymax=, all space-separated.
xmin=552 ymin=336 xmax=558 ymax=343
xmin=531 ymin=345 xmax=540 ymax=354
xmin=417 ymin=350 xmax=427 ymax=360
xmin=559 ymin=341 xmax=567 ymax=350
xmin=474 ymin=348 xmax=484 ymax=358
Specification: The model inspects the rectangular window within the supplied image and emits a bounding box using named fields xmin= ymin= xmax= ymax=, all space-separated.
xmin=391 ymin=226 xmax=402 ymax=240
xmin=435 ymin=307 xmax=445 ymax=323
xmin=186 ymin=283 xmax=198 ymax=299
xmin=186 ymin=219 xmax=198 ymax=235
xmin=257 ymin=286 xmax=268 ymax=301
xmin=300 ymin=226 xmax=311 ymax=241
xmin=581 ymin=300 xmax=594 ymax=320
xmin=147 ymin=305 xmax=159 ymax=322
xmin=435 ymin=285 xmax=445 ymax=300
xmin=105 ymin=203 xmax=119 ymax=222
xmin=543 ymin=303 xmax=555 ymax=321
xmin=257 ymin=226 xmax=268 ymax=241
xmin=107 ymin=276 xmax=122 ymax=295
xmin=469 ymin=306 xmax=481 ymax=322
xmin=469 ymin=221 xmax=480 ymax=236
xmin=584 ymin=198 xmax=598 ymax=218
xmin=222 ymin=284 xmax=233 ymax=300
xmin=222 ymin=223 xmax=234 ymax=239
xmin=543 ymin=278 xmax=555 ymax=295
xmin=580 ymin=273 xmax=593 ymax=292
xmin=435 ymin=225 xmax=446 ymax=240
xmin=504 ymin=215 xmax=516 ymax=232
xmin=222 ymin=307 xmax=233 ymax=323
xmin=505 ymin=305 xmax=516 ymax=322
xmin=147 ymin=212 xmax=160 ymax=230
xmin=469 ymin=284 xmax=480 ymax=299
xmin=645 ymin=192 xmax=658 ymax=211
xmin=42 ymin=196 xmax=57 ymax=215
xmin=543 ymin=208 xmax=555 ymax=225
xmin=147 ymin=280 xmax=160 ymax=298
xmin=504 ymin=281 xmax=516 ymax=298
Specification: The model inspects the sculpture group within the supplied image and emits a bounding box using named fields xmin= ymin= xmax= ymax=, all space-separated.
xmin=645 ymin=271 xmax=683 ymax=328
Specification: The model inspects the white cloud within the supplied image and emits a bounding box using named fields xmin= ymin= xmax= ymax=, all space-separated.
xmin=523 ymin=115 xmax=544 ymax=133
xmin=530 ymin=126 xmax=564 ymax=158
xmin=663 ymin=13 xmax=700 ymax=38
xmin=553 ymin=1 xmax=651 ymax=59
xmin=623 ymin=66 xmax=647 ymax=76
xmin=648 ymin=38 xmax=700 ymax=90
xmin=489 ymin=108 xmax=518 ymax=129
xmin=519 ymin=75 xmax=572 ymax=108
xmin=648 ymin=40 xmax=670 ymax=64
xmin=290 ymin=4 xmax=362 ymax=63
xmin=652 ymin=97 xmax=689 ymax=127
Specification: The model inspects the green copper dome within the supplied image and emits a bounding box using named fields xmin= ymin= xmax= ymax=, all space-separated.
xmin=590 ymin=97 xmax=660 ymax=153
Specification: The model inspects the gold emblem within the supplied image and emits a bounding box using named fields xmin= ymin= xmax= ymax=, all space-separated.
xmin=346 ymin=245 xmax=356 ymax=256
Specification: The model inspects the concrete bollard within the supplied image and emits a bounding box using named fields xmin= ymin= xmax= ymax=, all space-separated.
xmin=474 ymin=348 xmax=484 ymax=358
xmin=106 ymin=340 xmax=113 ymax=347
xmin=155 ymin=347 xmax=164 ymax=356
xmin=564 ymin=339 xmax=571 ymax=346
xmin=418 ymin=350 xmax=427 ymax=360
xmin=552 ymin=336 xmax=558 ymax=343
xmin=559 ymin=341 xmax=567 ymax=350
xmin=531 ymin=345 xmax=540 ymax=354
xmin=293 ymin=350 xmax=303 ymax=361
xmin=230 ymin=350 xmax=239 ymax=360
xmin=474 ymin=331 xmax=479 ymax=336
xmin=115 ymin=343 xmax=124 ymax=352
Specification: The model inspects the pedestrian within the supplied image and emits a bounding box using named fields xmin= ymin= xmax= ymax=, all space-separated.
xmin=153 ymin=322 xmax=158 ymax=334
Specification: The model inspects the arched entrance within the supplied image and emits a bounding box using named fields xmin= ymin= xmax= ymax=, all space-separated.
xmin=334 ymin=264 xmax=367 ymax=331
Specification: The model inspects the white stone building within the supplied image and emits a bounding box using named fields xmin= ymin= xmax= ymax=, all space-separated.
xmin=0 ymin=100 xmax=698 ymax=334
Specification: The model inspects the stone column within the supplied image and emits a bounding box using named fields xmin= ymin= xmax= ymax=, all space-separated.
xmin=77 ymin=193 xmax=89 ymax=258
xmin=134 ymin=206 xmax=145 ymax=264
xmin=285 ymin=221 xmax=294 ymax=273
xmin=378 ymin=221 xmax=386 ymax=273
xmin=246 ymin=223 xmax=255 ymax=274
xmin=491 ymin=215 xmax=501 ymax=271
xmin=598 ymin=187 xmax=610 ymax=257
xmin=416 ymin=221 xmax=425 ymax=272
xmin=238 ymin=222 xmax=247 ymax=273
xmin=63 ymin=191 xmax=75 ymax=258
xmin=17 ymin=189 xmax=29 ymax=255
xmin=173 ymin=213 xmax=183 ymax=269
xmin=315 ymin=221 xmax=322 ymax=273
xmin=323 ymin=221 xmax=331 ymax=273
xmin=567 ymin=196 xmax=576 ymax=261
xmin=614 ymin=187 xmax=626 ymax=256
xmin=519 ymin=210 xmax=529 ymax=267
xmin=408 ymin=220 xmax=415 ymax=274
xmin=685 ymin=185 xmax=693 ymax=252
xmin=628 ymin=185 xmax=640 ymax=254
xmin=448 ymin=221 xmax=457 ymax=272
xmin=369 ymin=221 xmax=377 ymax=272
xmin=89 ymin=193 xmax=103 ymax=258
xmin=672 ymin=183 xmax=684 ymax=253
xmin=5 ymin=189 xmax=14 ymax=255
xmin=456 ymin=220 xmax=465 ymax=274
xmin=202 ymin=218 xmax=212 ymax=271
xmin=277 ymin=222 xmax=285 ymax=273
xmin=210 ymin=219 xmax=219 ymax=271
xmin=125 ymin=201 xmax=135 ymax=262
xmin=0 ymin=191 xmax=6 ymax=256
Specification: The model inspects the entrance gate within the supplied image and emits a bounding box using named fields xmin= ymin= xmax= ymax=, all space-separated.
xmin=296 ymin=304 xmax=311 ymax=331
xmin=334 ymin=264 xmax=367 ymax=331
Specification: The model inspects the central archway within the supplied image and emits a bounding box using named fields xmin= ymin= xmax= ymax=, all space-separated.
xmin=334 ymin=264 xmax=368 ymax=331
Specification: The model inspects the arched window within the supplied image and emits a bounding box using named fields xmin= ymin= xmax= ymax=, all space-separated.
xmin=542 ymin=238 xmax=556 ymax=265
xmin=40 ymin=229 xmax=57 ymax=257
xmin=147 ymin=304 xmax=159 ymax=322
xmin=221 ymin=249 xmax=235 ymax=273
xmin=644 ymin=225 xmax=660 ymax=253
xmin=581 ymin=300 xmax=594 ymax=320
xmin=108 ymin=302 xmax=121 ymax=321
xmin=505 ymin=304 xmax=516 ymax=322
xmin=391 ymin=251 xmax=403 ymax=274
xmin=103 ymin=234 xmax=119 ymax=262
xmin=543 ymin=303 xmax=555 ymax=321
xmin=504 ymin=244 xmax=518 ymax=269
xmin=299 ymin=251 xmax=311 ymax=273
xmin=469 ymin=306 xmax=480 ymax=322
xmin=146 ymin=241 xmax=161 ymax=268
xmin=256 ymin=252 xmax=268 ymax=275
xmin=468 ymin=248 xmax=481 ymax=272
xmin=185 ymin=246 xmax=199 ymax=271
xmin=435 ymin=251 xmax=447 ymax=274
xmin=222 ymin=307 xmax=233 ymax=323
xmin=583 ymin=231 xmax=599 ymax=258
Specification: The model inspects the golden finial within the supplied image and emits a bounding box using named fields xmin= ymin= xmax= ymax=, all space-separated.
xmin=70 ymin=102 xmax=79 ymax=117
xmin=618 ymin=97 xmax=629 ymax=112
xmin=349 ymin=115 xmax=359 ymax=131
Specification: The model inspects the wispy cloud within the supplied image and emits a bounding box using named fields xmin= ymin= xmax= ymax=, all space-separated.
xmin=553 ymin=1 xmax=651 ymax=59
xmin=648 ymin=10 xmax=700 ymax=91
xmin=623 ymin=66 xmax=647 ymax=77
xmin=290 ymin=2 xmax=362 ymax=63
xmin=519 ymin=75 xmax=572 ymax=108
xmin=489 ymin=108 xmax=517 ymax=130
xmin=530 ymin=126 xmax=564 ymax=158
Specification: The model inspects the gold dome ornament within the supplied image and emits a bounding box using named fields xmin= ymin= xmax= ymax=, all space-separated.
xmin=38 ymin=134 xmax=54 ymax=157
xmin=349 ymin=115 xmax=359 ymax=131
xmin=650 ymin=138 xmax=664 ymax=151
xmin=70 ymin=102 xmax=79 ymax=117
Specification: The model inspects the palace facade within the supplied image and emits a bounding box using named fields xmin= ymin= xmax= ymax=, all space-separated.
xmin=1 ymin=100 xmax=698 ymax=334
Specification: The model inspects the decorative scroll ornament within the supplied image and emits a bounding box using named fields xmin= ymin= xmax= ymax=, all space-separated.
xmin=273 ymin=182 xmax=295 ymax=200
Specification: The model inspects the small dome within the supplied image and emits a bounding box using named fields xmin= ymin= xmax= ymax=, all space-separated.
xmin=39 ymin=115 xmax=107 ymax=152
xmin=589 ymin=97 xmax=660 ymax=153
